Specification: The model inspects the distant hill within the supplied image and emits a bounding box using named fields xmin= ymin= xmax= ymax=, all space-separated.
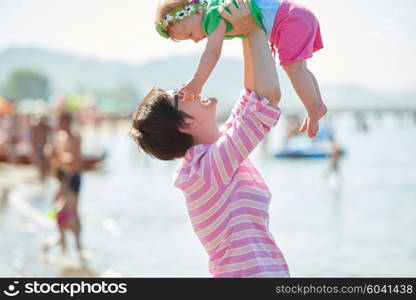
xmin=0 ymin=47 xmax=414 ymax=117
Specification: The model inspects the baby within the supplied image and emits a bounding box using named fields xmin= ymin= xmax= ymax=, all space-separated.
xmin=155 ymin=0 xmax=327 ymax=137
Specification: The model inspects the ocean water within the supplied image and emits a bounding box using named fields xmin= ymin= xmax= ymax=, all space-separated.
xmin=0 ymin=113 xmax=415 ymax=277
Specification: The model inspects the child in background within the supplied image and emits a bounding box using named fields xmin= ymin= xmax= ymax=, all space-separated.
xmin=155 ymin=0 xmax=326 ymax=137
xmin=43 ymin=168 xmax=83 ymax=260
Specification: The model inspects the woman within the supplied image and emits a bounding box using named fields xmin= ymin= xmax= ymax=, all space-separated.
xmin=130 ymin=0 xmax=289 ymax=277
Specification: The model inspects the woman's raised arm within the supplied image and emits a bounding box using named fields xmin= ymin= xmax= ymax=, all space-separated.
xmin=220 ymin=0 xmax=280 ymax=106
xmin=247 ymin=28 xmax=281 ymax=107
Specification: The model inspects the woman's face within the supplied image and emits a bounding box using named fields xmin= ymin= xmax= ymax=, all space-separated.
xmin=170 ymin=92 xmax=218 ymax=130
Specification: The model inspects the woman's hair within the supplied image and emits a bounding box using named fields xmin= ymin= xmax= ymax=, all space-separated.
xmin=155 ymin=0 xmax=191 ymax=26
xmin=130 ymin=87 xmax=193 ymax=161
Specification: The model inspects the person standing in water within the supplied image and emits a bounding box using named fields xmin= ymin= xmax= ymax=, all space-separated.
xmin=30 ymin=115 xmax=51 ymax=182
xmin=44 ymin=111 xmax=83 ymax=259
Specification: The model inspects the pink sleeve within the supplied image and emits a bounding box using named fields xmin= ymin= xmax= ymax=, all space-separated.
xmin=220 ymin=89 xmax=252 ymax=132
xmin=205 ymin=90 xmax=281 ymax=186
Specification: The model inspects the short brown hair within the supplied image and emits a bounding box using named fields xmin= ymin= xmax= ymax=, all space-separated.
xmin=130 ymin=87 xmax=193 ymax=160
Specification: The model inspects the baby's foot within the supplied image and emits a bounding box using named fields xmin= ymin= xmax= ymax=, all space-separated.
xmin=299 ymin=103 xmax=327 ymax=138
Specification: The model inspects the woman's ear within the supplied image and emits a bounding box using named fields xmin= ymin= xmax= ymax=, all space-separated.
xmin=178 ymin=117 xmax=196 ymax=134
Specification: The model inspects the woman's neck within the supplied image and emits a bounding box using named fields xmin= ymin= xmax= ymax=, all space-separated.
xmin=192 ymin=124 xmax=220 ymax=146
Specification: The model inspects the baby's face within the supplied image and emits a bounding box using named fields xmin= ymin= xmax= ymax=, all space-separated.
xmin=169 ymin=12 xmax=206 ymax=43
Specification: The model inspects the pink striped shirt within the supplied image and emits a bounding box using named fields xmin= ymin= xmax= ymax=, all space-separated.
xmin=174 ymin=90 xmax=290 ymax=278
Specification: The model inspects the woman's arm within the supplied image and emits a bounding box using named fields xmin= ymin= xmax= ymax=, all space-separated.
xmin=190 ymin=0 xmax=281 ymax=186
xmin=242 ymin=38 xmax=254 ymax=91
xmin=247 ymin=28 xmax=281 ymax=107
xmin=219 ymin=0 xmax=258 ymax=93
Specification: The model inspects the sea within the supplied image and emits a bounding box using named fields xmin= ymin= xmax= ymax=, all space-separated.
xmin=1 ymin=112 xmax=415 ymax=277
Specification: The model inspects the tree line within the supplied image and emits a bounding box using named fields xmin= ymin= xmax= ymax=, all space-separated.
xmin=1 ymin=69 xmax=139 ymax=115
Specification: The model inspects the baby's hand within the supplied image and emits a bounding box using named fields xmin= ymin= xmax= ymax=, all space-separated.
xmin=178 ymin=78 xmax=203 ymax=102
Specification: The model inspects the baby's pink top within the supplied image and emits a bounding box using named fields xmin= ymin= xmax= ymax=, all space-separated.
xmin=174 ymin=90 xmax=290 ymax=277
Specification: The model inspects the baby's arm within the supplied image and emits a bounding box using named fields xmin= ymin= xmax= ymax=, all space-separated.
xmin=194 ymin=20 xmax=226 ymax=86
xmin=179 ymin=20 xmax=226 ymax=101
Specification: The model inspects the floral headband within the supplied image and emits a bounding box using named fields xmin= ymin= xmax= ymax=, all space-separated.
xmin=156 ymin=0 xmax=208 ymax=39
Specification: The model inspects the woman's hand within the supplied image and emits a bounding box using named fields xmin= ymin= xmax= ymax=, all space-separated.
xmin=219 ymin=0 xmax=258 ymax=36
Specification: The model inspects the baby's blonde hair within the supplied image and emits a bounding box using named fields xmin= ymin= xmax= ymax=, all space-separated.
xmin=155 ymin=0 xmax=192 ymax=26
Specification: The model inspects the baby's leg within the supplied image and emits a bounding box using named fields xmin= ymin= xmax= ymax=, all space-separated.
xmin=306 ymin=68 xmax=323 ymax=105
xmin=283 ymin=60 xmax=327 ymax=137
xmin=299 ymin=67 xmax=326 ymax=135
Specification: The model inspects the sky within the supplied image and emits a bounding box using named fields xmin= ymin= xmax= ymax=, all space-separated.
xmin=0 ymin=0 xmax=416 ymax=90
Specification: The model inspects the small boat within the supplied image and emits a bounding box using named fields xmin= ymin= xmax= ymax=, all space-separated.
xmin=274 ymin=150 xmax=336 ymax=159
xmin=0 ymin=152 xmax=107 ymax=171
xmin=274 ymin=128 xmax=345 ymax=159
